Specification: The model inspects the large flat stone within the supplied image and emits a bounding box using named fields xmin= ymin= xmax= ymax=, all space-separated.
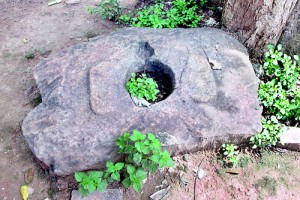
xmin=71 ymin=189 xmax=123 ymax=200
xmin=280 ymin=127 xmax=300 ymax=151
xmin=22 ymin=28 xmax=262 ymax=175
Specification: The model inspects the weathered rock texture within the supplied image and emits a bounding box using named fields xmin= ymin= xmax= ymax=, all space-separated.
xmin=22 ymin=28 xmax=262 ymax=175
xmin=280 ymin=0 xmax=300 ymax=56
xmin=279 ymin=127 xmax=300 ymax=152
xmin=222 ymin=0 xmax=298 ymax=52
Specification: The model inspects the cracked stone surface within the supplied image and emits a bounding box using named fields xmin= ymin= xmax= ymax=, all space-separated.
xmin=22 ymin=28 xmax=262 ymax=175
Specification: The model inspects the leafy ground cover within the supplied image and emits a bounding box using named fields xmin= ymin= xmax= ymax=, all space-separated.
xmin=89 ymin=0 xmax=223 ymax=28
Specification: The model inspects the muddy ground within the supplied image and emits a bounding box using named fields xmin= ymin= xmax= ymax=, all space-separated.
xmin=0 ymin=1 xmax=299 ymax=200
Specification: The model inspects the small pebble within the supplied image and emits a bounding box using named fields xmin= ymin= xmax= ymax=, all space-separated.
xmin=193 ymin=168 xmax=206 ymax=179
xmin=183 ymin=154 xmax=189 ymax=162
xmin=25 ymin=168 xmax=34 ymax=184
xmin=168 ymin=167 xmax=175 ymax=173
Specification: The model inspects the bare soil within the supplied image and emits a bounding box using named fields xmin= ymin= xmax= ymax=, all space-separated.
xmin=0 ymin=1 xmax=299 ymax=200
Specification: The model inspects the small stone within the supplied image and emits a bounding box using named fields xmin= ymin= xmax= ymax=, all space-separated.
xmin=66 ymin=0 xmax=80 ymax=5
xmin=149 ymin=186 xmax=170 ymax=200
xmin=161 ymin=179 xmax=168 ymax=186
xmin=183 ymin=154 xmax=189 ymax=162
xmin=205 ymin=17 xmax=218 ymax=27
xmin=193 ymin=168 xmax=206 ymax=179
xmin=208 ymin=10 xmax=214 ymax=16
xmin=179 ymin=176 xmax=189 ymax=187
xmin=168 ymin=167 xmax=175 ymax=173
xmin=252 ymin=63 xmax=263 ymax=77
xmin=24 ymin=168 xmax=34 ymax=183
xmin=131 ymin=96 xmax=150 ymax=107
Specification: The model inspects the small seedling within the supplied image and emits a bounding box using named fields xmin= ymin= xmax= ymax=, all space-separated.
xmin=221 ymin=144 xmax=239 ymax=167
xmin=75 ymin=130 xmax=174 ymax=197
xmin=126 ymin=73 xmax=159 ymax=102
xmin=250 ymin=116 xmax=284 ymax=149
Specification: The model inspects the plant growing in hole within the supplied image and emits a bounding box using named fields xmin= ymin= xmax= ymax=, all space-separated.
xmin=75 ymin=130 xmax=174 ymax=197
xmin=221 ymin=144 xmax=239 ymax=167
xmin=126 ymin=73 xmax=159 ymax=102
xmin=250 ymin=116 xmax=284 ymax=149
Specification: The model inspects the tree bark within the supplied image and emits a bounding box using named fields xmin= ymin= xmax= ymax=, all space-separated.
xmin=222 ymin=0 xmax=298 ymax=53
xmin=280 ymin=0 xmax=300 ymax=56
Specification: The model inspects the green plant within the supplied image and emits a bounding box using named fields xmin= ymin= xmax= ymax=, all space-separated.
xmin=122 ymin=0 xmax=202 ymax=28
xmin=75 ymin=130 xmax=174 ymax=196
xmin=75 ymin=171 xmax=108 ymax=197
xmin=251 ymin=44 xmax=299 ymax=149
xmin=250 ymin=116 xmax=284 ymax=149
xmin=126 ymin=73 xmax=159 ymax=102
xmin=88 ymin=0 xmax=124 ymax=23
xmin=221 ymin=144 xmax=239 ymax=166
xmin=258 ymin=44 xmax=300 ymax=121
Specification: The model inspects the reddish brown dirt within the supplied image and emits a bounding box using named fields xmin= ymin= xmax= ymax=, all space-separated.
xmin=0 ymin=1 xmax=117 ymax=199
xmin=123 ymin=150 xmax=300 ymax=200
xmin=0 ymin=1 xmax=299 ymax=200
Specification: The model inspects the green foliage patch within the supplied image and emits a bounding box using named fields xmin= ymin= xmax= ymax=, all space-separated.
xmin=126 ymin=73 xmax=159 ymax=102
xmin=221 ymin=143 xmax=239 ymax=167
xmin=75 ymin=130 xmax=174 ymax=197
xmin=250 ymin=117 xmax=284 ymax=149
xmin=259 ymin=44 xmax=300 ymax=121
xmin=89 ymin=0 xmax=206 ymax=28
xmin=251 ymin=44 xmax=300 ymax=149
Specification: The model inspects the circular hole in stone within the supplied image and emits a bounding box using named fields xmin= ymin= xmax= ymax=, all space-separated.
xmin=129 ymin=60 xmax=175 ymax=104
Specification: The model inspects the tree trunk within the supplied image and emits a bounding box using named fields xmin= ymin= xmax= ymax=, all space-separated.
xmin=280 ymin=0 xmax=300 ymax=56
xmin=222 ymin=0 xmax=298 ymax=53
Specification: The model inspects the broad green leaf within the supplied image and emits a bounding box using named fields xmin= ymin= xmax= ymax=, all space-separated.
xmin=133 ymin=153 xmax=142 ymax=164
xmin=135 ymin=169 xmax=148 ymax=181
xmin=127 ymin=165 xmax=136 ymax=174
xmin=88 ymin=171 xmax=101 ymax=180
xmin=148 ymin=133 xmax=156 ymax=141
xmin=111 ymin=171 xmax=120 ymax=181
xmin=148 ymin=162 xmax=158 ymax=174
xmin=122 ymin=177 xmax=132 ymax=188
xmin=115 ymin=162 xmax=124 ymax=171
xmin=87 ymin=183 xmax=96 ymax=193
xmin=150 ymin=154 xmax=160 ymax=163
xmin=133 ymin=182 xmax=142 ymax=192
xmin=74 ymin=172 xmax=85 ymax=182
xmin=135 ymin=141 xmax=144 ymax=152
xmin=97 ymin=180 xmax=108 ymax=192
xmin=106 ymin=161 xmax=114 ymax=169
